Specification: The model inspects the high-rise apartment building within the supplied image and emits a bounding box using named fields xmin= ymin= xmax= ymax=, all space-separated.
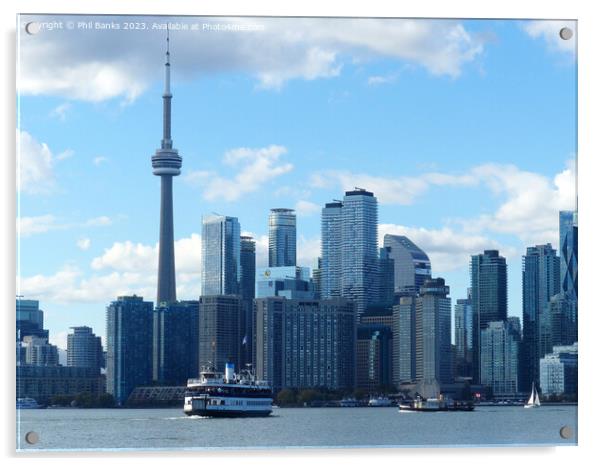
xmin=320 ymin=201 xmax=343 ymax=299
xmin=383 ymin=235 xmax=432 ymax=296
xmin=522 ymin=244 xmax=560 ymax=390
xmin=470 ymin=250 xmax=508 ymax=383
xmin=201 ymin=215 xmax=241 ymax=296
xmin=268 ymin=208 xmax=296 ymax=267
xmin=240 ymin=236 xmax=256 ymax=366
xmin=454 ymin=291 xmax=473 ymax=379
xmin=67 ymin=326 xmax=103 ymax=374
xmin=153 ymin=300 xmax=200 ymax=385
xmin=106 ymin=296 xmax=154 ymax=405
xmin=199 ymin=295 xmax=242 ymax=372
xmin=254 ymin=297 xmax=356 ymax=391
xmin=480 ymin=320 xmax=520 ymax=397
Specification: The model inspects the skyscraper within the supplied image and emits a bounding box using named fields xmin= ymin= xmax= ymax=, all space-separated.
xmin=454 ymin=290 xmax=473 ymax=379
xmin=341 ymin=188 xmax=378 ymax=316
xmin=377 ymin=246 xmax=395 ymax=307
xmin=153 ymin=300 xmax=199 ymax=385
xmin=559 ymin=210 xmax=578 ymax=300
xmin=383 ymin=235 xmax=432 ymax=296
xmin=240 ymin=236 xmax=256 ymax=365
xmin=480 ymin=320 xmax=520 ymax=397
xmin=521 ymin=244 xmax=560 ymax=390
xmin=393 ymin=295 xmax=417 ymax=384
xmin=67 ymin=326 xmax=103 ymax=374
xmin=106 ymin=296 xmax=154 ymax=405
xmin=269 ymin=208 xmax=297 ymax=267
xmin=320 ymin=201 xmax=343 ymax=299
xmin=470 ymin=250 xmax=508 ymax=383
xmin=415 ymin=278 xmax=453 ymax=385
xmin=201 ymin=215 xmax=241 ymax=296
xmin=152 ymin=33 xmax=182 ymax=305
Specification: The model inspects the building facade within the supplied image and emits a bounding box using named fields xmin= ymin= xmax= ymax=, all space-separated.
xmin=320 ymin=201 xmax=343 ymax=299
xmin=67 ymin=326 xmax=103 ymax=373
xmin=559 ymin=210 xmax=578 ymax=300
xmin=539 ymin=342 xmax=578 ymax=397
xmin=377 ymin=246 xmax=395 ymax=307
xmin=393 ymin=295 xmax=417 ymax=385
xmin=199 ymin=295 xmax=242 ymax=372
xmin=383 ymin=234 xmax=432 ymax=296
xmin=256 ymin=266 xmax=316 ymax=300
xmin=521 ymin=244 xmax=560 ymax=390
xmin=341 ymin=188 xmax=378 ymax=316
xmin=240 ymin=236 xmax=256 ymax=366
xmin=16 ymin=298 xmax=48 ymax=341
xmin=454 ymin=292 xmax=473 ymax=379
xmin=201 ymin=215 xmax=241 ymax=296
xmin=254 ymin=297 xmax=356 ymax=391
xmin=470 ymin=250 xmax=508 ymax=383
xmin=480 ymin=320 xmax=520 ymax=397
xmin=106 ymin=296 xmax=154 ymax=405
xmin=356 ymin=324 xmax=393 ymax=392
xmin=268 ymin=208 xmax=297 ymax=267
xmin=153 ymin=300 xmax=200 ymax=385
xmin=20 ymin=336 xmax=59 ymax=366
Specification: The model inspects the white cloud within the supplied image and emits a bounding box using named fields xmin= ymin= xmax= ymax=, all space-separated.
xmin=50 ymin=102 xmax=71 ymax=121
xmin=295 ymin=200 xmax=321 ymax=217
xmin=457 ymin=160 xmax=576 ymax=247
xmin=18 ymin=215 xmax=58 ymax=237
xmin=17 ymin=214 xmax=113 ymax=237
xmin=522 ymin=20 xmax=576 ymax=56
xmin=76 ymin=238 xmax=91 ymax=250
xmin=93 ymin=156 xmax=108 ymax=166
xmin=56 ymin=149 xmax=74 ymax=161
xmin=50 ymin=330 xmax=69 ymax=351
xmin=367 ymin=73 xmax=398 ymax=86
xmin=379 ymin=224 xmax=516 ymax=273
xmin=186 ymin=145 xmax=293 ymax=202
xmin=19 ymin=17 xmax=485 ymax=101
xmin=297 ymin=236 xmax=321 ymax=268
xmin=310 ymin=169 xmax=476 ymax=205
xmin=17 ymin=130 xmax=55 ymax=194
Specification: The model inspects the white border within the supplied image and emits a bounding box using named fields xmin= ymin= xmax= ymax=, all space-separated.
xmin=3 ymin=0 xmax=600 ymax=464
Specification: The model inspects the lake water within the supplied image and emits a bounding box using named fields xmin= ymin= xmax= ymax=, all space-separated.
xmin=16 ymin=405 xmax=577 ymax=451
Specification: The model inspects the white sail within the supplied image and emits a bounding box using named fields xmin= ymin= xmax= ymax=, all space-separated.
xmin=527 ymin=385 xmax=535 ymax=405
xmin=534 ymin=389 xmax=540 ymax=406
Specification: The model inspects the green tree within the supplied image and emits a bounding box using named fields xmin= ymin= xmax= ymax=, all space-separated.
xmin=276 ymin=389 xmax=297 ymax=406
xmin=298 ymin=388 xmax=321 ymax=405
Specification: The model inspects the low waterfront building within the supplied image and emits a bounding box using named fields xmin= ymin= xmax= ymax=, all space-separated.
xmin=16 ymin=365 xmax=105 ymax=403
xmin=539 ymin=342 xmax=578 ymax=397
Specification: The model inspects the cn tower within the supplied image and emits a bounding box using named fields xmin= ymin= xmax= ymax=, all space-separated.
xmin=152 ymin=31 xmax=181 ymax=304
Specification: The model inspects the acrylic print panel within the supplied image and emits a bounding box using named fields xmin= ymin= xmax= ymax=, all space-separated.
xmin=16 ymin=14 xmax=577 ymax=451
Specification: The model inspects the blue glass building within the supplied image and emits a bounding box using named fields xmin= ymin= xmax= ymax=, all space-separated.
xmin=240 ymin=236 xmax=256 ymax=365
xmin=341 ymin=188 xmax=378 ymax=316
xmin=320 ymin=201 xmax=343 ymax=299
xmin=255 ymin=266 xmax=316 ymax=300
xmin=383 ymin=234 xmax=432 ymax=296
xmin=559 ymin=210 xmax=578 ymax=300
xmin=201 ymin=215 xmax=240 ymax=296
xmin=269 ymin=208 xmax=296 ymax=267
xmin=106 ymin=295 xmax=154 ymax=405
xmin=454 ymin=291 xmax=473 ymax=378
xmin=153 ymin=300 xmax=200 ymax=385
xmin=521 ymin=244 xmax=560 ymax=390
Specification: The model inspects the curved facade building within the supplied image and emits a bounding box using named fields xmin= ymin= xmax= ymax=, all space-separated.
xmin=383 ymin=234 xmax=432 ymax=296
xmin=268 ymin=208 xmax=296 ymax=267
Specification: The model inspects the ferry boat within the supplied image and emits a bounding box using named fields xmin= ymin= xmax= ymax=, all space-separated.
xmin=338 ymin=398 xmax=360 ymax=407
xmin=16 ymin=397 xmax=43 ymax=409
xmin=368 ymin=396 xmax=394 ymax=407
xmin=184 ymin=363 xmax=273 ymax=417
xmin=398 ymin=396 xmax=474 ymax=412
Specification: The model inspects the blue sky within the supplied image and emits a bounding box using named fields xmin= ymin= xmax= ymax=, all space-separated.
xmin=17 ymin=16 xmax=576 ymax=349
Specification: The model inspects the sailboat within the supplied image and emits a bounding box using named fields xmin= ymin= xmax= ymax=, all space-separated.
xmin=524 ymin=382 xmax=541 ymax=408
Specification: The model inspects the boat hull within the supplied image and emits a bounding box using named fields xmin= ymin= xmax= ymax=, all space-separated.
xmin=184 ymin=408 xmax=272 ymax=417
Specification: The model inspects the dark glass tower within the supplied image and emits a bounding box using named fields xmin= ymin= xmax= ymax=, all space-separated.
xmin=470 ymin=250 xmax=508 ymax=383
xmin=559 ymin=211 xmax=578 ymax=300
xmin=521 ymin=244 xmax=560 ymax=390
xmin=152 ymin=33 xmax=182 ymax=305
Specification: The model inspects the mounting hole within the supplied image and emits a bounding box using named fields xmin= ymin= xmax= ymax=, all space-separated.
xmin=24 ymin=22 xmax=41 ymax=35
xmin=25 ymin=431 xmax=39 ymax=445
xmin=559 ymin=425 xmax=573 ymax=439
xmin=559 ymin=27 xmax=573 ymax=41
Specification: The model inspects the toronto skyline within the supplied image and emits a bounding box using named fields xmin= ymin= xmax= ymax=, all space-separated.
xmin=17 ymin=16 xmax=576 ymax=350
